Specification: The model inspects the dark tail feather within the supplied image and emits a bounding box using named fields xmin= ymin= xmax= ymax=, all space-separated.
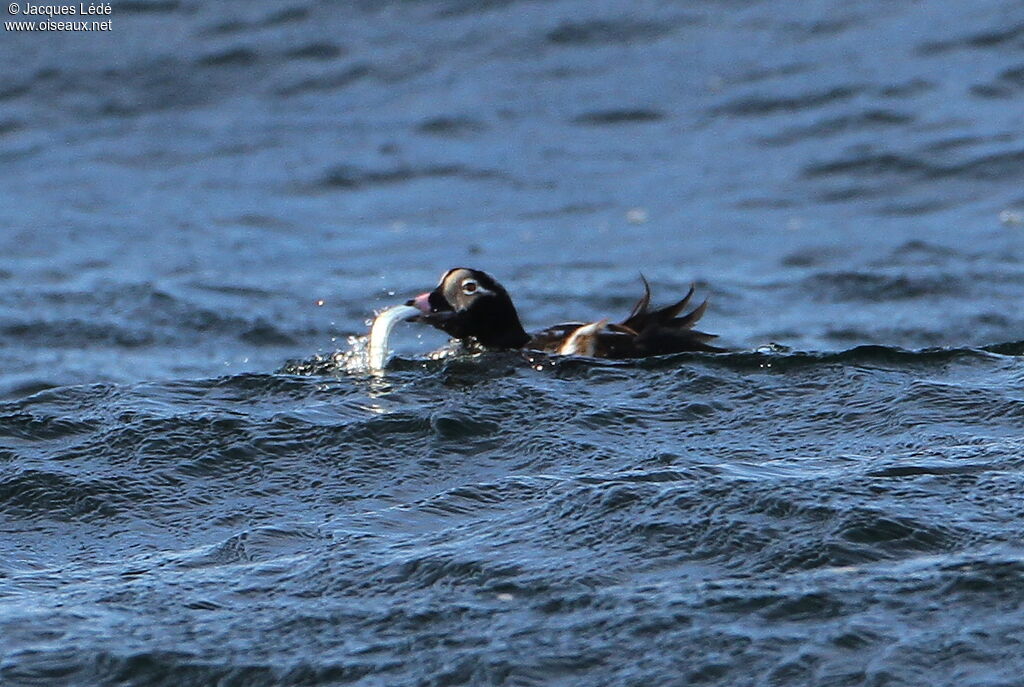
xmin=621 ymin=281 xmax=703 ymax=331
xmin=620 ymin=277 xmax=726 ymax=354
xmin=674 ymin=298 xmax=708 ymax=329
xmin=621 ymin=274 xmax=652 ymax=330
xmin=657 ymin=285 xmax=697 ymax=323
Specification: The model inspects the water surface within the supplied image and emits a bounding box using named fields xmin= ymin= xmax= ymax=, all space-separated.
xmin=2 ymin=1 xmax=1024 ymax=684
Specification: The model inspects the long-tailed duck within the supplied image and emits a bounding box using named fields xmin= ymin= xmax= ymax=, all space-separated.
xmin=405 ymin=268 xmax=724 ymax=358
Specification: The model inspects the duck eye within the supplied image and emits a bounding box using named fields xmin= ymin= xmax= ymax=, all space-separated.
xmin=461 ymin=279 xmax=479 ymax=295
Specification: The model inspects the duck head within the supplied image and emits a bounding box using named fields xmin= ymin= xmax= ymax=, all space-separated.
xmin=406 ymin=268 xmax=530 ymax=349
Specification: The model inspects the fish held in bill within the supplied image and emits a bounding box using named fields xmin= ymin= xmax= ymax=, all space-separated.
xmin=367 ymin=304 xmax=421 ymax=371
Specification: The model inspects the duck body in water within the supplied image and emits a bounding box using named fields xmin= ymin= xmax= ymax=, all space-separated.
xmin=406 ymin=268 xmax=725 ymax=358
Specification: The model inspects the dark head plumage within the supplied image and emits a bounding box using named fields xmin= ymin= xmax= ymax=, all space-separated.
xmin=406 ymin=268 xmax=530 ymax=349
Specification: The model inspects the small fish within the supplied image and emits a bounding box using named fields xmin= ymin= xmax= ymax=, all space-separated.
xmin=368 ymin=304 xmax=420 ymax=372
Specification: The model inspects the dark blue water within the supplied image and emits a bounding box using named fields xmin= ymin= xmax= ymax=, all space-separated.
xmin=3 ymin=1 xmax=1024 ymax=685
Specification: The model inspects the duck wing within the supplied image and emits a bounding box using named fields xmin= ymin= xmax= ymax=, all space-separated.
xmin=526 ymin=278 xmax=726 ymax=358
xmin=528 ymin=322 xmax=588 ymax=353
xmin=528 ymin=321 xmax=637 ymax=357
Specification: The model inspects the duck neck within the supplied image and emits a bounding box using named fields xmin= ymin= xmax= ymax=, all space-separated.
xmin=474 ymin=303 xmax=530 ymax=349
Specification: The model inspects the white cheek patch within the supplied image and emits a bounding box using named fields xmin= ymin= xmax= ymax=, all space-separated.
xmin=460 ymin=282 xmax=495 ymax=297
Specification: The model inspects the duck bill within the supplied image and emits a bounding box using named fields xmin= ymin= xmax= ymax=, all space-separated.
xmin=405 ymin=289 xmax=455 ymax=322
xmin=408 ymin=292 xmax=433 ymax=314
